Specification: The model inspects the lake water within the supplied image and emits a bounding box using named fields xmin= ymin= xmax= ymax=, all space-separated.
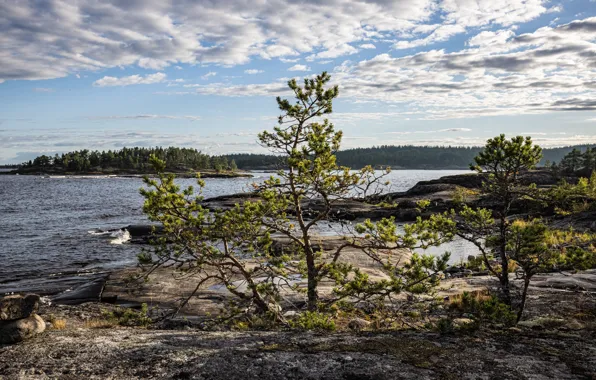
xmin=0 ymin=170 xmax=475 ymax=295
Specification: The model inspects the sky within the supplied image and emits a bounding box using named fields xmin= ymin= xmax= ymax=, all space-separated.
xmin=0 ymin=0 xmax=595 ymax=164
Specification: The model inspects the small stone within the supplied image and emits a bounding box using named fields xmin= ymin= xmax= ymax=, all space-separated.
xmin=0 ymin=294 xmax=40 ymax=321
xmin=348 ymin=317 xmax=371 ymax=331
xmin=452 ymin=318 xmax=474 ymax=328
xmin=283 ymin=310 xmax=298 ymax=318
xmin=0 ymin=314 xmax=46 ymax=344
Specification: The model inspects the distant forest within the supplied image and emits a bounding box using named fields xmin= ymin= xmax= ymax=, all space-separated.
xmin=16 ymin=147 xmax=235 ymax=174
xmin=10 ymin=144 xmax=596 ymax=173
xmin=224 ymin=144 xmax=596 ymax=170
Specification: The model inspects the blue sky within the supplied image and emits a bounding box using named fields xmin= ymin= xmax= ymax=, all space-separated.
xmin=0 ymin=0 xmax=595 ymax=164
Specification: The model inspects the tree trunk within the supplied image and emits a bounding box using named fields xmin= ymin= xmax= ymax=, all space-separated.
xmin=306 ymin=249 xmax=318 ymax=310
xmin=517 ymin=277 xmax=531 ymax=323
xmin=499 ymin=213 xmax=511 ymax=306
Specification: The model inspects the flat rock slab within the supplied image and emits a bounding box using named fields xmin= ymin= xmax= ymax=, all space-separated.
xmin=0 ymin=294 xmax=40 ymax=321
xmin=0 ymin=314 xmax=45 ymax=345
xmin=531 ymin=270 xmax=596 ymax=291
xmin=51 ymin=276 xmax=107 ymax=305
xmin=0 ymin=328 xmax=594 ymax=379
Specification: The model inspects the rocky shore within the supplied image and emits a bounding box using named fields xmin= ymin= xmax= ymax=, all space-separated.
xmin=1 ymin=273 xmax=595 ymax=379
xmin=2 ymin=168 xmax=595 ymax=379
xmin=201 ymin=169 xmax=591 ymax=228
xmin=0 ymin=170 xmax=253 ymax=178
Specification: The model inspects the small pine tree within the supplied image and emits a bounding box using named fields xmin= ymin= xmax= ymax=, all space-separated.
xmin=560 ymin=148 xmax=583 ymax=173
xmin=458 ymin=135 xmax=542 ymax=305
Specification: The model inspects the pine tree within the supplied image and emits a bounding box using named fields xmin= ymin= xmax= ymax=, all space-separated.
xmin=457 ymin=135 xmax=542 ymax=306
xmin=139 ymin=72 xmax=455 ymax=322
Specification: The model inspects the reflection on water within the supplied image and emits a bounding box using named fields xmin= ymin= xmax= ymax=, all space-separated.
xmin=0 ymin=169 xmax=472 ymax=294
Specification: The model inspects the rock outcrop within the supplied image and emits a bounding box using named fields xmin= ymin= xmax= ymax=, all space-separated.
xmin=0 ymin=294 xmax=40 ymax=321
xmin=0 ymin=294 xmax=45 ymax=344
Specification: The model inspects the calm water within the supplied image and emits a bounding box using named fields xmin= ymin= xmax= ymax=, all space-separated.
xmin=0 ymin=170 xmax=474 ymax=295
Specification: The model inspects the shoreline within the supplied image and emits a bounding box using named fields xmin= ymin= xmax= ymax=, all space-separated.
xmin=0 ymin=171 xmax=253 ymax=178
xmin=2 ymin=269 xmax=594 ymax=379
xmin=2 ymin=168 xmax=591 ymax=305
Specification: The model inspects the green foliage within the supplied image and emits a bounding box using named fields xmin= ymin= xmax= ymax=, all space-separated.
xmin=19 ymin=146 xmax=231 ymax=173
xmin=471 ymin=134 xmax=542 ymax=200
xmin=544 ymin=228 xmax=596 ymax=270
xmin=451 ymin=186 xmax=479 ymax=206
xmin=138 ymin=72 xmax=457 ymax=327
xmin=464 ymin=255 xmax=486 ymax=271
xmin=457 ymin=135 xmax=545 ymax=320
xmin=558 ymin=246 xmax=596 ymax=270
xmin=450 ymin=292 xmax=517 ymax=327
xmin=290 ymin=311 xmax=336 ymax=331
xmin=435 ymin=318 xmax=456 ymax=334
xmin=550 ymin=171 xmax=596 ymax=215
xmin=222 ymin=145 xmax=593 ymax=170
xmin=558 ymin=147 xmax=594 ymax=174
xmin=102 ymin=303 xmax=152 ymax=327
xmin=416 ymin=199 xmax=431 ymax=211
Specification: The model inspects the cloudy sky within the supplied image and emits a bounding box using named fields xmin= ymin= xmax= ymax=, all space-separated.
xmin=0 ymin=0 xmax=595 ymax=164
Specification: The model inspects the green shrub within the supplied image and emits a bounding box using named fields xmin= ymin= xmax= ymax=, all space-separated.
xmin=464 ymin=255 xmax=486 ymax=271
xmin=290 ymin=311 xmax=336 ymax=331
xmin=103 ymin=303 xmax=152 ymax=327
xmin=435 ymin=318 xmax=455 ymax=334
xmin=458 ymin=292 xmax=516 ymax=326
xmin=451 ymin=187 xmax=478 ymax=206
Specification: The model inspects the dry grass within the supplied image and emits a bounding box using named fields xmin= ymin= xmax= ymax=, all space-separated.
xmin=52 ymin=319 xmax=67 ymax=330
xmin=447 ymin=290 xmax=492 ymax=310
xmin=84 ymin=318 xmax=118 ymax=329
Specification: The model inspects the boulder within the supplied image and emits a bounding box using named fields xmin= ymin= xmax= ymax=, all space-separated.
xmin=0 ymin=294 xmax=40 ymax=321
xmin=348 ymin=317 xmax=371 ymax=331
xmin=126 ymin=224 xmax=164 ymax=238
xmin=452 ymin=318 xmax=475 ymax=328
xmin=51 ymin=276 xmax=108 ymax=305
xmin=0 ymin=314 xmax=46 ymax=344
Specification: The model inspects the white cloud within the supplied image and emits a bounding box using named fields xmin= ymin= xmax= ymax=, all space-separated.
xmin=386 ymin=128 xmax=472 ymax=134
xmin=137 ymin=58 xmax=170 ymax=70
xmin=468 ymin=29 xmax=515 ymax=47
xmin=184 ymin=80 xmax=292 ymax=97
xmin=279 ymin=58 xmax=300 ymax=63
xmin=394 ymin=24 xmax=466 ymax=49
xmin=0 ymin=0 xmax=557 ymax=83
xmin=201 ymin=71 xmax=217 ymax=80
xmin=306 ymin=44 xmax=359 ymax=61
xmin=288 ymin=64 xmax=311 ymax=72
xmin=360 ymin=43 xmax=377 ymax=49
xmin=93 ymin=72 xmax=166 ymax=87
xmin=170 ymin=17 xmax=596 ymax=120
xmin=244 ymin=69 xmax=264 ymax=74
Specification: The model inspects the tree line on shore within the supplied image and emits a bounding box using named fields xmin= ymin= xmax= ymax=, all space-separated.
xmin=13 ymin=143 xmax=595 ymax=173
xmin=226 ymin=144 xmax=595 ymax=170
xmin=17 ymin=147 xmax=236 ymax=173
xmin=550 ymin=147 xmax=596 ymax=176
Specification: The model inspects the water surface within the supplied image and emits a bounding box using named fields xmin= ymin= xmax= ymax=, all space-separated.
xmin=0 ymin=170 xmax=474 ymax=295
